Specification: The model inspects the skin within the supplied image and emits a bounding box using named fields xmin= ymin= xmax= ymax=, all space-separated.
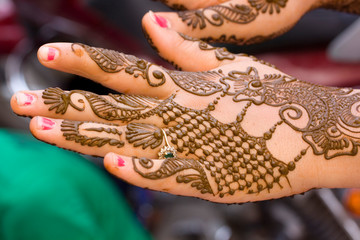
xmin=10 ymin=0 xmax=360 ymax=203
xmin=10 ymin=21 xmax=360 ymax=203
xmin=152 ymin=0 xmax=360 ymax=45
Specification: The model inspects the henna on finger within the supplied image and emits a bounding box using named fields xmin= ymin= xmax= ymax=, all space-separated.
xmin=177 ymin=1 xmax=295 ymax=45
xmin=178 ymin=32 xmax=236 ymax=61
xmin=42 ymin=87 xmax=171 ymax=122
xmin=178 ymin=0 xmax=288 ymax=30
xmin=72 ymin=43 xmax=167 ymax=87
xmin=61 ymin=120 xmax=125 ymax=148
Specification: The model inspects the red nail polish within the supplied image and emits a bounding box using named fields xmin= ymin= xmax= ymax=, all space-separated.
xmin=117 ymin=157 xmax=125 ymax=167
xmin=23 ymin=93 xmax=34 ymax=106
xmin=15 ymin=92 xmax=35 ymax=106
xmin=47 ymin=48 xmax=56 ymax=61
xmin=150 ymin=11 xmax=170 ymax=28
xmin=155 ymin=14 xmax=168 ymax=28
xmin=38 ymin=117 xmax=55 ymax=130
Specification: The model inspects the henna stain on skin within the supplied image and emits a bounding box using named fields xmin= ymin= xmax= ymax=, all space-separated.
xmin=42 ymin=87 xmax=168 ymax=122
xmin=178 ymin=4 xmax=259 ymax=30
xmin=71 ymin=43 xmax=167 ymax=87
xmin=178 ymin=0 xmax=288 ymax=30
xmin=61 ymin=120 xmax=125 ymax=148
xmin=248 ymin=0 xmax=288 ymax=14
xmin=45 ymin=44 xmax=360 ymax=199
xmin=178 ymin=33 xmax=236 ymax=61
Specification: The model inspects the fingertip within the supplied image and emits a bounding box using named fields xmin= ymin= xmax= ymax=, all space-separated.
xmin=142 ymin=14 xmax=222 ymax=71
xmin=37 ymin=44 xmax=61 ymax=63
xmin=143 ymin=10 xmax=187 ymax=33
xmin=104 ymin=152 xmax=132 ymax=178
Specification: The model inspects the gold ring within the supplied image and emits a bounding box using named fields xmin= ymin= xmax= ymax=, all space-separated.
xmin=158 ymin=129 xmax=177 ymax=159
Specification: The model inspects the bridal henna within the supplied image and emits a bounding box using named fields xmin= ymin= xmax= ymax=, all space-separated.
xmin=41 ymin=44 xmax=360 ymax=198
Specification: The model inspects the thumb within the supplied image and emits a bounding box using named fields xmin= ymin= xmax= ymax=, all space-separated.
xmin=142 ymin=11 xmax=244 ymax=71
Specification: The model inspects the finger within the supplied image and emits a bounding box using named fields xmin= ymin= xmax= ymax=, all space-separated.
xmin=143 ymin=11 xmax=247 ymax=71
xmin=30 ymin=117 xmax=172 ymax=158
xmin=11 ymin=88 xmax=168 ymax=125
xmin=157 ymin=0 xmax=229 ymax=10
xmin=151 ymin=0 xmax=311 ymax=45
xmin=104 ymin=152 xmax=314 ymax=203
xmin=37 ymin=43 xmax=176 ymax=98
xmin=104 ymin=153 xmax=220 ymax=201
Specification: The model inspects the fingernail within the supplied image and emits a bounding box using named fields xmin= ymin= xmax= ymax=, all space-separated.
xmin=36 ymin=117 xmax=56 ymax=130
xmin=15 ymin=92 xmax=35 ymax=106
xmin=114 ymin=155 xmax=125 ymax=167
xmin=38 ymin=46 xmax=59 ymax=61
xmin=149 ymin=11 xmax=171 ymax=28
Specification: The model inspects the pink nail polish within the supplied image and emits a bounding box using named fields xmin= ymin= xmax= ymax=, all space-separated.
xmin=15 ymin=92 xmax=35 ymax=106
xmin=47 ymin=47 xmax=57 ymax=61
xmin=117 ymin=157 xmax=125 ymax=167
xmin=150 ymin=11 xmax=170 ymax=28
xmin=37 ymin=117 xmax=55 ymax=130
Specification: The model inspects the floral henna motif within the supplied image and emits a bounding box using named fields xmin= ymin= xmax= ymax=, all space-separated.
xmin=126 ymin=123 xmax=164 ymax=149
xmin=220 ymin=67 xmax=360 ymax=159
xmin=248 ymin=0 xmax=288 ymax=14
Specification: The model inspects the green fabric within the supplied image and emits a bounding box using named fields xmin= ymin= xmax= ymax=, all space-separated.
xmin=0 ymin=129 xmax=151 ymax=240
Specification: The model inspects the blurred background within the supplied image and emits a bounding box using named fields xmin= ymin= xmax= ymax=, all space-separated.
xmin=0 ymin=0 xmax=360 ymax=239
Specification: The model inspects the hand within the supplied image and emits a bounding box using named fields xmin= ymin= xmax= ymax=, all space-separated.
xmin=147 ymin=0 xmax=360 ymax=46
xmin=11 ymin=33 xmax=360 ymax=203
